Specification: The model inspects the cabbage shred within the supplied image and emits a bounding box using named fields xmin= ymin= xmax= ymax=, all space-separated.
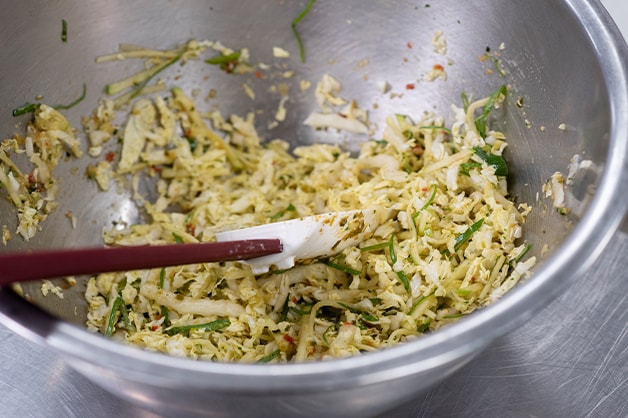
xmin=85 ymin=86 xmax=535 ymax=362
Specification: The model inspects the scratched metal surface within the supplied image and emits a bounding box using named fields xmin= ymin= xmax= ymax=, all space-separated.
xmin=1 ymin=228 xmax=626 ymax=418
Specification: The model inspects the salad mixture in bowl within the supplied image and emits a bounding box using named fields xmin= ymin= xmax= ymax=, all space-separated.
xmin=1 ymin=39 xmax=534 ymax=362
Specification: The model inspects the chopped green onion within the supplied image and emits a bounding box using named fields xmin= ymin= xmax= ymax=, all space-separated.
xmin=408 ymin=291 xmax=435 ymax=315
xmin=461 ymin=91 xmax=470 ymax=112
xmin=486 ymin=54 xmax=506 ymax=77
xmin=271 ymin=267 xmax=295 ymax=274
xmin=514 ymin=243 xmax=531 ymax=264
xmin=443 ymin=313 xmax=466 ymax=319
xmin=159 ymin=268 xmax=170 ymax=327
xmin=279 ymin=297 xmax=290 ymax=321
xmin=455 ymin=288 xmax=472 ymax=296
xmin=116 ymin=277 xmax=128 ymax=293
xmin=475 ymin=84 xmax=507 ymax=137
xmin=473 ymin=146 xmax=508 ymax=176
xmin=370 ymin=138 xmax=388 ymax=146
xmin=257 ymin=349 xmax=281 ymax=363
xmin=396 ymin=271 xmax=411 ymax=293
xmin=412 ymin=184 xmax=437 ymax=220
xmin=12 ymin=103 xmax=40 ymax=117
xmin=417 ymin=125 xmax=452 ymax=134
xmin=53 ymin=83 xmax=87 ymax=110
xmin=322 ymin=324 xmax=335 ymax=346
xmin=105 ymin=296 xmax=124 ymax=336
xmin=172 ymin=233 xmax=184 ymax=244
xmin=290 ymin=306 xmax=312 ymax=316
xmin=338 ymin=302 xmax=379 ymax=323
xmin=130 ymin=54 xmax=182 ymax=99
xmin=323 ymin=260 xmax=361 ymax=276
xmin=454 ymin=218 xmax=484 ymax=251
xmin=386 ymin=235 xmax=397 ymax=264
xmin=106 ymin=52 xmax=182 ymax=97
xmin=166 ymin=318 xmax=230 ymax=336
xmin=61 ymin=19 xmax=68 ymax=43
xmin=417 ymin=321 xmax=431 ymax=333
xmin=159 ymin=268 xmax=166 ymax=288
xmin=119 ymin=302 xmax=135 ymax=332
xmin=292 ymin=0 xmax=316 ymax=63
xmin=205 ymin=50 xmax=243 ymax=73
xmin=360 ymin=241 xmax=390 ymax=252
xmin=362 ymin=236 xmax=410 ymax=292
xmin=205 ymin=50 xmax=242 ymax=65
xmin=460 ymin=161 xmax=483 ymax=176
xmin=269 ymin=203 xmax=296 ymax=220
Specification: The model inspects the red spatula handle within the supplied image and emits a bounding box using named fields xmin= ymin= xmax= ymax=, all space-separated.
xmin=0 ymin=239 xmax=282 ymax=285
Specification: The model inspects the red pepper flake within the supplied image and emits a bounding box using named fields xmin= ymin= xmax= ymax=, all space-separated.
xmin=421 ymin=187 xmax=428 ymax=192
xmin=151 ymin=325 xmax=159 ymax=331
xmin=255 ymin=70 xmax=263 ymax=79
xmin=433 ymin=64 xmax=444 ymax=71
xmin=151 ymin=165 xmax=163 ymax=173
xmin=283 ymin=334 xmax=295 ymax=344
xmin=343 ymin=321 xmax=352 ymax=326
xmin=406 ymin=83 xmax=415 ymax=90
xmin=105 ymin=151 xmax=115 ymax=162
xmin=407 ymin=41 xmax=413 ymax=49
xmin=403 ymin=57 xmax=409 ymax=63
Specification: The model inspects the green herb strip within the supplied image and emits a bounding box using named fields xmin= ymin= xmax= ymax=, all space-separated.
xmin=205 ymin=50 xmax=242 ymax=65
xmin=53 ymin=83 xmax=87 ymax=110
xmin=461 ymin=91 xmax=470 ymax=113
xmin=324 ymin=260 xmax=361 ymax=276
xmin=322 ymin=325 xmax=335 ymax=346
xmin=443 ymin=313 xmax=466 ymax=319
xmin=105 ymin=296 xmax=124 ymax=336
xmin=361 ymin=235 xmax=410 ymax=292
xmin=514 ymin=243 xmax=531 ymax=264
xmin=172 ymin=232 xmax=184 ymax=244
xmin=12 ymin=83 xmax=87 ymax=117
xmin=159 ymin=268 xmax=171 ymax=327
xmin=11 ymin=103 xmax=40 ymax=117
xmin=408 ymin=291 xmax=435 ymax=315
xmin=454 ymin=218 xmax=485 ymax=251
xmin=338 ymin=302 xmax=379 ymax=323
xmin=417 ymin=125 xmax=452 ymax=134
xmin=129 ymin=53 xmax=182 ymax=99
xmin=291 ymin=0 xmax=316 ymax=63
xmin=417 ymin=321 xmax=431 ymax=333
xmin=460 ymin=161 xmax=483 ymax=176
xmin=473 ymin=146 xmax=508 ymax=176
xmin=475 ymin=85 xmax=507 ymax=137
xmin=396 ymin=271 xmax=411 ymax=293
xmin=166 ymin=318 xmax=231 ymax=336
xmin=270 ymin=203 xmax=296 ymax=220
xmin=257 ymin=349 xmax=281 ymax=363
xmin=119 ymin=302 xmax=135 ymax=332
xmin=279 ymin=297 xmax=290 ymax=322
xmin=61 ymin=19 xmax=68 ymax=42
xmin=412 ymin=184 xmax=437 ymax=220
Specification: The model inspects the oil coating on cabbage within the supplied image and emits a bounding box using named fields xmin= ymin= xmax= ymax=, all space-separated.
xmin=84 ymin=87 xmax=535 ymax=363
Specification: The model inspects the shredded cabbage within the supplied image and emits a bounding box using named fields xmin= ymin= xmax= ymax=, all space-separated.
xmin=84 ymin=85 xmax=535 ymax=362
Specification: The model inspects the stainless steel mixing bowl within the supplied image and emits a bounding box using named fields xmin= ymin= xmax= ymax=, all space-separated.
xmin=1 ymin=1 xmax=627 ymax=417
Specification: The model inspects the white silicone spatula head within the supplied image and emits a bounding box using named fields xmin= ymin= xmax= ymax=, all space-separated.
xmin=215 ymin=209 xmax=388 ymax=274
